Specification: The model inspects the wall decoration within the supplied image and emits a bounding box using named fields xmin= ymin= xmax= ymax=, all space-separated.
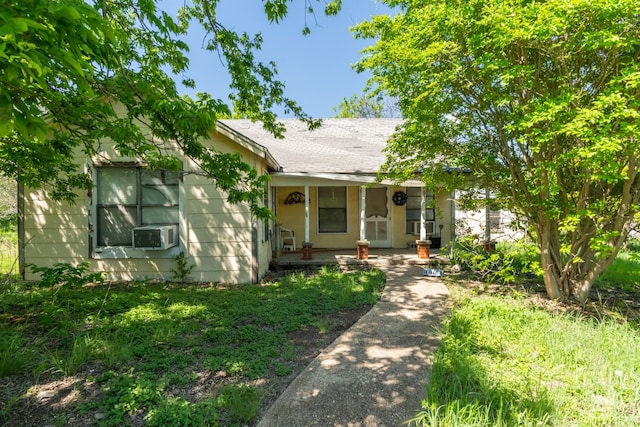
xmin=392 ymin=191 xmax=408 ymax=206
xmin=284 ymin=191 xmax=306 ymax=204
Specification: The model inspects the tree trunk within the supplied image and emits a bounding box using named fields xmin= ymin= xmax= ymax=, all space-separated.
xmin=536 ymin=218 xmax=569 ymax=299
xmin=537 ymin=216 xmax=630 ymax=303
xmin=539 ymin=233 xmax=565 ymax=300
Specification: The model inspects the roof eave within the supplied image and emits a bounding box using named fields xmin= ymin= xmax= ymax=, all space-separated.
xmin=215 ymin=120 xmax=281 ymax=172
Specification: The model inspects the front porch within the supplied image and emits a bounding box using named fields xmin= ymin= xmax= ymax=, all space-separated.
xmin=273 ymin=247 xmax=448 ymax=270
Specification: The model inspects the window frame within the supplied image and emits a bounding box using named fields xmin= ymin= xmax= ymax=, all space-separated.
xmin=405 ymin=187 xmax=435 ymax=235
xmin=317 ymin=186 xmax=348 ymax=234
xmin=91 ymin=163 xmax=182 ymax=259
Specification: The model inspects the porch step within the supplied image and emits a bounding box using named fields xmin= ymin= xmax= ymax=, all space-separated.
xmin=273 ymin=250 xmax=448 ymax=271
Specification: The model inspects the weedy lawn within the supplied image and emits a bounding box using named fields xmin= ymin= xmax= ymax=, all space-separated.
xmin=0 ymin=228 xmax=17 ymax=278
xmin=0 ymin=267 xmax=385 ymax=426
xmin=411 ymin=243 xmax=640 ymax=426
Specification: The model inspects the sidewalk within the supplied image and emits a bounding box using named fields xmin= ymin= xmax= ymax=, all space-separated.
xmin=256 ymin=263 xmax=451 ymax=427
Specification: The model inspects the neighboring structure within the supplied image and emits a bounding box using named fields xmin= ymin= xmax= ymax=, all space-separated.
xmin=19 ymin=118 xmax=455 ymax=284
xmin=453 ymin=189 xmax=526 ymax=242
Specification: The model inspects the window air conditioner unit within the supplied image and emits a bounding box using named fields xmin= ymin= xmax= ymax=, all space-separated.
xmin=132 ymin=225 xmax=178 ymax=250
xmin=412 ymin=221 xmax=435 ymax=236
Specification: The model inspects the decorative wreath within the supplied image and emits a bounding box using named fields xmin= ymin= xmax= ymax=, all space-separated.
xmin=392 ymin=191 xmax=408 ymax=206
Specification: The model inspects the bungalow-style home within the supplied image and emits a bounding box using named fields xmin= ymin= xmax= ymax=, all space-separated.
xmin=19 ymin=118 xmax=455 ymax=284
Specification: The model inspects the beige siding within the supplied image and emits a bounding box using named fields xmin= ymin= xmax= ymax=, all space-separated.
xmin=23 ymin=190 xmax=88 ymax=279
xmin=23 ymin=129 xmax=273 ymax=284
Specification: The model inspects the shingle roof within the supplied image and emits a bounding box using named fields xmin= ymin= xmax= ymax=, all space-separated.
xmin=219 ymin=118 xmax=403 ymax=174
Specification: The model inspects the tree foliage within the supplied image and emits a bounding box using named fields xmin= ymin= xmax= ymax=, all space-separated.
xmin=355 ymin=0 xmax=640 ymax=301
xmin=333 ymin=92 xmax=400 ymax=118
xmin=0 ymin=0 xmax=340 ymax=217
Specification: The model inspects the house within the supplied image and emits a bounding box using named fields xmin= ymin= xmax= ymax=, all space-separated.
xmin=19 ymin=118 xmax=455 ymax=284
xmin=453 ymin=189 xmax=526 ymax=242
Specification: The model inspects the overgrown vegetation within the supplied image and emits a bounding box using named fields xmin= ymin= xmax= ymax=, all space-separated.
xmin=449 ymin=236 xmax=640 ymax=296
xmin=0 ymin=266 xmax=385 ymax=426
xmin=411 ymin=288 xmax=640 ymax=426
xmin=27 ymin=262 xmax=104 ymax=289
xmin=0 ymin=213 xmax=17 ymax=277
xmin=411 ymin=240 xmax=640 ymax=426
xmin=448 ymin=236 xmax=543 ymax=285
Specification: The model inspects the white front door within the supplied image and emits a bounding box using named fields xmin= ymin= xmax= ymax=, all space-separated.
xmin=365 ymin=187 xmax=392 ymax=248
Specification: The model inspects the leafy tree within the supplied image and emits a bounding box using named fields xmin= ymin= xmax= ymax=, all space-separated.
xmin=355 ymin=0 xmax=640 ymax=301
xmin=0 ymin=0 xmax=340 ymax=217
xmin=333 ymin=93 xmax=400 ymax=118
xmin=0 ymin=174 xmax=16 ymax=224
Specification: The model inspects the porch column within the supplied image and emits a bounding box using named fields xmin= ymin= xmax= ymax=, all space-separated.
xmin=304 ymin=185 xmax=310 ymax=242
xmin=483 ymin=188 xmax=495 ymax=252
xmin=420 ymin=188 xmax=427 ymax=241
xmin=359 ymin=186 xmax=366 ymax=241
xmin=416 ymin=186 xmax=431 ymax=259
xmin=302 ymin=185 xmax=313 ymax=260
xmin=357 ymin=186 xmax=369 ymax=260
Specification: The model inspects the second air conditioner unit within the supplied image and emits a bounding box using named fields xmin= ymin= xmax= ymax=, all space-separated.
xmin=412 ymin=221 xmax=435 ymax=236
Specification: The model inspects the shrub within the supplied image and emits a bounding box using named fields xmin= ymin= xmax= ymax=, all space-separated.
xmin=449 ymin=236 xmax=542 ymax=284
xmin=27 ymin=262 xmax=104 ymax=288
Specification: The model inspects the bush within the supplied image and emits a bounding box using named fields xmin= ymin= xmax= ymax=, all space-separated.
xmin=0 ymin=213 xmax=16 ymax=232
xmin=450 ymin=236 xmax=542 ymax=284
xmin=27 ymin=262 xmax=104 ymax=288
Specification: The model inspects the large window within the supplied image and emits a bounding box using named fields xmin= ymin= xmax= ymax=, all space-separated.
xmin=406 ymin=188 xmax=434 ymax=234
xmin=318 ymin=186 xmax=347 ymax=233
xmin=96 ymin=166 xmax=179 ymax=247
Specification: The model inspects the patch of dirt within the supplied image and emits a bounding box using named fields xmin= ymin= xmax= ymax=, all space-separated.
xmin=0 ymin=306 xmax=372 ymax=427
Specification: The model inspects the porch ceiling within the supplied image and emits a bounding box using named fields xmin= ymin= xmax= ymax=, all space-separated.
xmin=270 ymin=172 xmax=424 ymax=188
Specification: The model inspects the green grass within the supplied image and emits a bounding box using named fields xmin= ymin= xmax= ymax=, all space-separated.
xmin=0 ymin=228 xmax=18 ymax=277
xmin=411 ymin=290 xmax=640 ymax=426
xmin=596 ymin=250 xmax=640 ymax=292
xmin=0 ymin=266 xmax=385 ymax=426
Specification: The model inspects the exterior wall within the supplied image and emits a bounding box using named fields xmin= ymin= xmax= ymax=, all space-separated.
xmin=274 ymin=185 xmax=455 ymax=250
xmin=454 ymin=190 xmax=526 ymax=242
xmin=391 ymin=188 xmax=454 ymax=249
xmin=23 ymin=131 xmax=272 ymax=284
xmin=182 ymin=167 xmax=254 ymax=284
xmin=275 ymin=186 xmax=361 ymax=249
xmin=23 ymin=189 xmax=89 ymax=271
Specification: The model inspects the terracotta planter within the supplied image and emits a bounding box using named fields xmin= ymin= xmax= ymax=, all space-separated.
xmin=302 ymin=241 xmax=313 ymax=260
xmin=416 ymin=239 xmax=431 ymax=259
xmin=356 ymin=240 xmax=370 ymax=260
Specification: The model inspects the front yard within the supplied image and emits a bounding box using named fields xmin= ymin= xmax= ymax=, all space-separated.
xmin=0 ymin=267 xmax=385 ymax=426
xmin=2 ymin=235 xmax=640 ymax=426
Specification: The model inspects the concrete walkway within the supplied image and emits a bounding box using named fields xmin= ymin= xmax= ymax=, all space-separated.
xmin=257 ymin=263 xmax=451 ymax=427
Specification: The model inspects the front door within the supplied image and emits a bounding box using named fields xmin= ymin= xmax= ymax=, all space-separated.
xmin=365 ymin=187 xmax=392 ymax=247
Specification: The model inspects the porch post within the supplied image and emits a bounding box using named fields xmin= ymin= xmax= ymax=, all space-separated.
xmin=416 ymin=186 xmax=431 ymax=259
xmin=359 ymin=186 xmax=366 ymax=241
xmin=302 ymin=185 xmax=313 ymax=260
xmin=304 ymin=185 xmax=310 ymax=242
xmin=483 ymin=188 xmax=496 ymax=252
xmin=357 ymin=186 xmax=370 ymax=260
xmin=420 ymin=188 xmax=427 ymax=241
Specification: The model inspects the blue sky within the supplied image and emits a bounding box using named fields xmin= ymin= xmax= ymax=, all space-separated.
xmin=175 ymin=0 xmax=393 ymax=118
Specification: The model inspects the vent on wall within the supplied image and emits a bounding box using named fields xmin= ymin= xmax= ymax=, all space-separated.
xmin=132 ymin=225 xmax=178 ymax=250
